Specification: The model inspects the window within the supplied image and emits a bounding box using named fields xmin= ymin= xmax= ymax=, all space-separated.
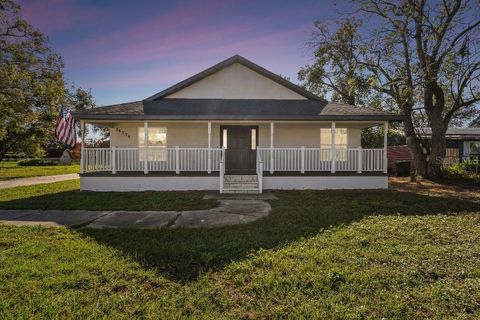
xmin=469 ymin=142 xmax=480 ymax=161
xmin=251 ymin=128 xmax=257 ymax=150
xmin=320 ymin=128 xmax=347 ymax=148
xmin=138 ymin=127 xmax=167 ymax=147
xmin=222 ymin=129 xmax=228 ymax=149
xmin=320 ymin=128 xmax=348 ymax=160
xmin=138 ymin=127 xmax=167 ymax=160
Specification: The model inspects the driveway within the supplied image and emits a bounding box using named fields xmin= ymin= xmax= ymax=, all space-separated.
xmin=0 ymin=173 xmax=79 ymax=189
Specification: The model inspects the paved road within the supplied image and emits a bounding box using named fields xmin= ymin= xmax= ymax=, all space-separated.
xmin=0 ymin=173 xmax=79 ymax=189
xmin=0 ymin=200 xmax=271 ymax=229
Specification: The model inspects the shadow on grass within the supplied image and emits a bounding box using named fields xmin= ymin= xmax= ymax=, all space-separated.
xmin=77 ymin=189 xmax=480 ymax=283
xmin=0 ymin=190 xmax=218 ymax=211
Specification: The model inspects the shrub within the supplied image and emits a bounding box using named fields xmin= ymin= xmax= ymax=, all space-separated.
xmin=448 ymin=161 xmax=478 ymax=173
xmin=17 ymin=159 xmax=59 ymax=166
xmin=3 ymin=152 xmax=27 ymax=161
xmin=442 ymin=160 xmax=480 ymax=185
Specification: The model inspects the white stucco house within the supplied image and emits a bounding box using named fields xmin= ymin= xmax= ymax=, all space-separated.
xmin=73 ymin=55 xmax=403 ymax=193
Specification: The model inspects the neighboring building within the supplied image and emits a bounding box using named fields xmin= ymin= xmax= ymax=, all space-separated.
xmin=73 ymin=55 xmax=402 ymax=193
xmin=387 ymin=127 xmax=480 ymax=172
xmin=421 ymin=128 xmax=480 ymax=165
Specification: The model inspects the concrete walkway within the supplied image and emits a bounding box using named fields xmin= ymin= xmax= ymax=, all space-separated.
xmin=0 ymin=173 xmax=79 ymax=189
xmin=0 ymin=199 xmax=271 ymax=229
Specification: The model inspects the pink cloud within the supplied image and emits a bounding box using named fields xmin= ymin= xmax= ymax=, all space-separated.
xmin=61 ymin=0 xmax=318 ymax=69
xmin=18 ymin=0 xmax=102 ymax=35
xmin=84 ymin=26 xmax=310 ymax=90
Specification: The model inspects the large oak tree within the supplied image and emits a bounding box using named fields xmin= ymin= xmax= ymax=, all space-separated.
xmin=0 ymin=0 xmax=97 ymax=160
xmin=301 ymin=0 xmax=480 ymax=178
xmin=0 ymin=0 xmax=65 ymax=160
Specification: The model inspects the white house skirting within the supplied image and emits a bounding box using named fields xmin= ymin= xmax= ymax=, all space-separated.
xmin=80 ymin=175 xmax=387 ymax=191
xmin=262 ymin=176 xmax=388 ymax=190
xmin=80 ymin=176 xmax=219 ymax=191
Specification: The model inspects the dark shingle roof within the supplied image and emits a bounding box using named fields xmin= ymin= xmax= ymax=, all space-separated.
xmin=421 ymin=127 xmax=480 ymax=139
xmin=78 ymin=101 xmax=143 ymax=115
xmin=320 ymin=102 xmax=394 ymax=116
xmin=73 ymin=99 xmax=403 ymax=121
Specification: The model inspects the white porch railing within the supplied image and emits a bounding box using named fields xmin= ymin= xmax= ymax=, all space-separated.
xmin=258 ymin=147 xmax=385 ymax=173
xmin=83 ymin=147 xmax=223 ymax=174
xmin=84 ymin=148 xmax=112 ymax=172
xmin=83 ymin=147 xmax=385 ymax=174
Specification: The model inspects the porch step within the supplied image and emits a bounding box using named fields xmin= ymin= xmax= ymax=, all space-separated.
xmin=223 ymin=175 xmax=259 ymax=194
xmin=224 ymin=175 xmax=258 ymax=182
xmin=223 ymin=182 xmax=258 ymax=189
xmin=222 ymin=188 xmax=259 ymax=194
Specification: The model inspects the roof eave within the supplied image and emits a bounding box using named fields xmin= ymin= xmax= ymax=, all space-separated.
xmin=72 ymin=114 xmax=404 ymax=122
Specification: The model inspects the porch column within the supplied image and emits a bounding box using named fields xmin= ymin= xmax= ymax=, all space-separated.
xmin=144 ymin=121 xmax=148 ymax=174
xmin=331 ymin=122 xmax=336 ymax=173
xmin=383 ymin=121 xmax=388 ymax=173
xmin=80 ymin=120 xmax=85 ymax=174
xmin=207 ymin=121 xmax=212 ymax=174
xmin=270 ymin=122 xmax=274 ymax=174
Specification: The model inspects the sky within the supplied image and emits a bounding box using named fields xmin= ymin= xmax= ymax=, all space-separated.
xmin=17 ymin=0 xmax=341 ymax=106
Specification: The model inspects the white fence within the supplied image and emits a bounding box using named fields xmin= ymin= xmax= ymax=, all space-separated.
xmin=258 ymin=147 xmax=385 ymax=173
xmin=83 ymin=147 xmax=223 ymax=174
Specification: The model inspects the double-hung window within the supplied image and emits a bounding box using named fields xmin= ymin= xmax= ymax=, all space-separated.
xmin=138 ymin=127 xmax=167 ymax=161
xmin=320 ymin=128 xmax=348 ymax=160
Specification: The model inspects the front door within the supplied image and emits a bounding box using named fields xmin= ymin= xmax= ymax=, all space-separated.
xmin=221 ymin=125 xmax=258 ymax=172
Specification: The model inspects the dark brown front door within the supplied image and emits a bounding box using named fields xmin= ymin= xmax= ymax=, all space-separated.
xmin=221 ymin=125 xmax=258 ymax=172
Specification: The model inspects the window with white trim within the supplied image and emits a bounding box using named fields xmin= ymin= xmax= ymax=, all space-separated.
xmin=320 ymin=128 xmax=348 ymax=160
xmin=138 ymin=127 xmax=167 ymax=160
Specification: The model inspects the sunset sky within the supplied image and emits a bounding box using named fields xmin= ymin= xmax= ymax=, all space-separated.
xmin=18 ymin=0 xmax=341 ymax=105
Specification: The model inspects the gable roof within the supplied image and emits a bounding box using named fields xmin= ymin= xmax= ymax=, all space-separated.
xmin=72 ymin=55 xmax=404 ymax=122
xmin=145 ymin=55 xmax=322 ymax=101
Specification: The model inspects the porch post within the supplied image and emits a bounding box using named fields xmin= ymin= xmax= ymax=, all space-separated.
xmin=301 ymin=146 xmax=305 ymax=174
xmin=383 ymin=121 xmax=388 ymax=173
xmin=207 ymin=121 xmax=212 ymax=174
xmin=331 ymin=122 xmax=336 ymax=173
xmin=111 ymin=146 xmax=116 ymax=174
xmin=175 ymin=146 xmax=180 ymax=174
xmin=270 ymin=122 xmax=274 ymax=174
xmin=143 ymin=121 xmax=148 ymax=174
xmin=80 ymin=120 xmax=85 ymax=174
xmin=357 ymin=146 xmax=362 ymax=173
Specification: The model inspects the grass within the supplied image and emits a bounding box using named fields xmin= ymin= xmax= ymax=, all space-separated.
xmin=0 ymin=180 xmax=218 ymax=211
xmin=1 ymin=181 xmax=480 ymax=318
xmin=0 ymin=161 xmax=80 ymax=181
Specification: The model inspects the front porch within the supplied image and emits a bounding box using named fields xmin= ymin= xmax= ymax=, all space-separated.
xmin=79 ymin=120 xmax=389 ymax=193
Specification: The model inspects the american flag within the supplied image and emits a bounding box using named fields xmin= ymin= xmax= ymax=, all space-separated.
xmin=55 ymin=106 xmax=77 ymax=147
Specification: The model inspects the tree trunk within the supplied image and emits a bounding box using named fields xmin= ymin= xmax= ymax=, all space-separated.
xmin=404 ymin=118 xmax=427 ymax=176
xmin=424 ymin=86 xmax=447 ymax=179
xmin=426 ymin=116 xmax=447 ymax=179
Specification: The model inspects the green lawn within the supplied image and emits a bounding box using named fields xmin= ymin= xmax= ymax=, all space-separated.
xmin=0 ymin=180 xmax=218 ymax=211
xmin=0 ymin=161 xmax=80 ymax=181
xmin=1 ymin=182 xmax=480 ymax=318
